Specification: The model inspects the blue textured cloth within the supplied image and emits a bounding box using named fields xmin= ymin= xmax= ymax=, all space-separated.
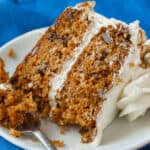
xmin=0 ymin=0 xmax=150 ymax=149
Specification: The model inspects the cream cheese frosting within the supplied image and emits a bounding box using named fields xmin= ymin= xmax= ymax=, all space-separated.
xmin=117 ymin=73 xmax=150 ymax=121
xmin=117 ymin=37 xmax=150 ymax=122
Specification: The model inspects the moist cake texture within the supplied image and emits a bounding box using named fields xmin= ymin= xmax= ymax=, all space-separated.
xmin=0 ymin=58 xmax=37 ymax=128
xmin=0 ymin=1 xmax=150 ymax=146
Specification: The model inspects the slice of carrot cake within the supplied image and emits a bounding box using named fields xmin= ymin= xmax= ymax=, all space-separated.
xmin=0 ymin=1 xmax=150 ymax=146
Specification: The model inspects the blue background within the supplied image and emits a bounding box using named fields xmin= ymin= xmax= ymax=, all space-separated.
xmin=0 ymin=0 xmax=149 ymax=149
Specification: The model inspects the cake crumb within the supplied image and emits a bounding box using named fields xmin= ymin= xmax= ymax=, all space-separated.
xmin=117 ymin=78 xmax=123 ymax=84
xmin=7 ymin=49 xmax=15 ymax=58
xmin=60 ymin=126 xmax=68 ymax=135
xmin=32 ymin=137 xmax=39 ymax=142
xmin=51 ymin=140 xmax=65 ymax=148
xmin=10 ymin=129 xmax=21 ymax=137
xmin=77 ymin=1 xmax=95 ymax=8
xmin=129 ymin=62 xmax=135 ymax=68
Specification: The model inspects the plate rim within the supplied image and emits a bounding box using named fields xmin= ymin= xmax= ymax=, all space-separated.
xmin=0 ymin=27 xmax=48 ymax=51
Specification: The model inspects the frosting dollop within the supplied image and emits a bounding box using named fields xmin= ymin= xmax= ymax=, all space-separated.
xmin=117 ymin=73 xmax=150 ymax=121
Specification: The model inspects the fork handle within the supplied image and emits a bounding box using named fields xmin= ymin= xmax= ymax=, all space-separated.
xmin=33 ymin=129 xmax=57 ymax=150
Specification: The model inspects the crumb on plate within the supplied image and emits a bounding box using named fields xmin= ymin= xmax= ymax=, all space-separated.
xmin=7 ymin=49 xmax=15 ymax=58
xmin=51 ymin=140 xmax=65 ymax=148
xmin=129 ymin=62 xmax=135 ymax=68
xmin=32 ymin=137 xmax=39 ymax=142
xmin=60 ymin=126 xmax=68 ymax=135
xmin=10 ymin=129 xmax=21 ymax=137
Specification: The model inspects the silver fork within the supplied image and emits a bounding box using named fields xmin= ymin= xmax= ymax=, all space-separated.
xmin=17 ymin=113 xmax=57 ymax=150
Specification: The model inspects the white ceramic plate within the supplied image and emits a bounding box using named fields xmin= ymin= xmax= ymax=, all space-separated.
xmin=0 ymin=28 xmax=150 ymax=150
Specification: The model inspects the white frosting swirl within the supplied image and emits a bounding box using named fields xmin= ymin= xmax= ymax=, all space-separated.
xmin=117 ymin=73 xmax=150 ymax=121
